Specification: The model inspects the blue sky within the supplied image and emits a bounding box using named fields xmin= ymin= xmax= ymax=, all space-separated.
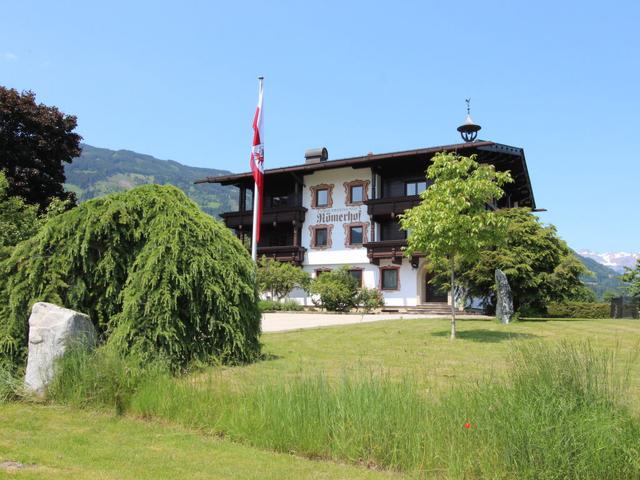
xmin=1 ymin=1 xmax=638 ymax=252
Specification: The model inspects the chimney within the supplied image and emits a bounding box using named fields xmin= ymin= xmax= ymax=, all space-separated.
xmin=304 ymin=147 xmax=328 ymax=164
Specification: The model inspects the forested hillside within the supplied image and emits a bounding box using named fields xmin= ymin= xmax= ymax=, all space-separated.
xmin=575 ymin=252 xmax=626 ymax=299
xmin=65 ymin=144 xmax=237 ymax=217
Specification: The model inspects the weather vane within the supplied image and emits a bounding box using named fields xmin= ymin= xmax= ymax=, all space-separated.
xmin=465 ymin=98 xmax=471 ymax=115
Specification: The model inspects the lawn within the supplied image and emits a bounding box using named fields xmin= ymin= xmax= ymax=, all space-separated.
xmin=211 ymin=317 xmax=640 ymax=407
xmin=0 ymin=403 xmax=395 ymax=479
xmin=3 ymin=317 xmax=639 ymax=479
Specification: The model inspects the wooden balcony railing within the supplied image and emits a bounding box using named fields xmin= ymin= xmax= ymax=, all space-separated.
xmin=365 ymin=196 xmax=421 ymax=219
xmin=363 ymin=239 xmax=423 ymax=267
xmin=257 ymin=245 xmax=306 ymax=265
xmin=220 ymin=206 xmax=307 ymax=229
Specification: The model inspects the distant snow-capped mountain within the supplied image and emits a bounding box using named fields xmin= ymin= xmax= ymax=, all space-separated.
xmin=577 ymin=250 xmax=640 ymax=273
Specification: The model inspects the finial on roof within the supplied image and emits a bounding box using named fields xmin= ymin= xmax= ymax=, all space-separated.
xmin=457 ymin=98 xmax=482 ymax=142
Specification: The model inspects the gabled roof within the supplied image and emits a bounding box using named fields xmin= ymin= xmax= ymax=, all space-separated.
xmin=195 ymin=140 xmax=535 ymax=208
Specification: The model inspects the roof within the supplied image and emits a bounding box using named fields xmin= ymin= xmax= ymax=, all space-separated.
xmin=195 ymin=140 xmax=520 ymax=184
xmin=194 ymin=140 xmax=535 ymax=208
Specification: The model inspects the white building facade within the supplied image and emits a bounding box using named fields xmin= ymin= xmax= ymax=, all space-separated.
xmin=201 ymin=141 xmax=535 ymax=311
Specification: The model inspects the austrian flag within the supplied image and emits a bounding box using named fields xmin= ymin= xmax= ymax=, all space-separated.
xmin=250 ymin=78 xmax=264 ymax=244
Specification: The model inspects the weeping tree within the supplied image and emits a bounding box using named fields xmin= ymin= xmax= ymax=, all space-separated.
xmin=0 ymin=185 xmax=261 ymax=371
xmin=400 ymin=152 xmax=512 ymax=339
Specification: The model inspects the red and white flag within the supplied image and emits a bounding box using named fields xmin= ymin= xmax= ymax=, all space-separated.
xmin=250 ymin=78 xmax=264 ymax=244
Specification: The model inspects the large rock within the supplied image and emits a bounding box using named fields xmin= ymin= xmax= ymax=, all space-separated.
xmin=495 ymin=269 xmax=514 ymax=324
xmin=24 ymin=302 xmax=95 ymax=394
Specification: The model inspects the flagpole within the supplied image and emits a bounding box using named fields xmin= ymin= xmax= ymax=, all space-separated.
xmin=251 ymin=178 xmax=259 ymax=261
xmin=251 ymin=76 xmax=264 ymax=262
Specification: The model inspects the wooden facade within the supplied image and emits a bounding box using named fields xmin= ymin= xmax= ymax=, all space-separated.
xmin=196 ymin=141 xmax=536 ymax=267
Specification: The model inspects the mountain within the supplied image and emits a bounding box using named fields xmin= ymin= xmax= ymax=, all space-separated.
xmin=65 ymin=144 xmax=237 ymax=217
xmin=575 ymin=252 xmax=627 ymax=300
xmin=577 ymin=250 xmax=640 ymax=274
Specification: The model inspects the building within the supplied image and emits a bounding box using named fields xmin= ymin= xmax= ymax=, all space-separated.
xmin=196 ymin=137 xmax=535 ymax=311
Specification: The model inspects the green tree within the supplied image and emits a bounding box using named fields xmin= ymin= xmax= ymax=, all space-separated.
xmin=603 ymin=291 xmax=619 ymax=303
xmin=0 ymin=86 xmax=81 ymax=210
xmin=400 ymin=152 xmax=512 ymax=338
xmin=462 ymin=208 xmax=592 ymax=313
xmin=0 ymin=185 xmax=260 ymax=372
xmin=0 ymin=171 xmax=40 ymax=258
xmin=257 ymin=256 xmax=310 ymax=300
xmin=621 ymin=260 xmax=640 ymax=297
xmin=310 ymin=267 xmax=359 ymax=312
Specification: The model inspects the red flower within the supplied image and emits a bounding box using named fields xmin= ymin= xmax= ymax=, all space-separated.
xmin=464 ymin=422 xmax=471 ymax=429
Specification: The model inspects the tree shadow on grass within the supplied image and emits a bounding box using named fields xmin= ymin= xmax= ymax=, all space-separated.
xmin=430 ymin=329 xmax=539 ymax=343
xmin=257 ymin=352 xmax=282 ymax=362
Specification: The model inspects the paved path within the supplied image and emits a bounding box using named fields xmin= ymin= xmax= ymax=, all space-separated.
xmin=262 ymin=312 xmax=491 ymax=333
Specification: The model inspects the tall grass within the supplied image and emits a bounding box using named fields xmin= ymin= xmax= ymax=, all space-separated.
xmin=0 ymin=363 xmax=23 ymax=403
xmin=47 ymin=345 xmax=167 ymax=414
xmin=52 ymin=341 xmax=640 ymax=478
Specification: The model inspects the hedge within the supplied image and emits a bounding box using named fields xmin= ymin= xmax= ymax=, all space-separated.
xmin=546 ymin=302 xmax=611 ymax=319
xmin=258 ymin=299 xmax=303 ymax=312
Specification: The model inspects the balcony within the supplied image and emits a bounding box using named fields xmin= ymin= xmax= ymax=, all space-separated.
xmin=257 ymin=245 xmax=306 ymax=265
xmin=220 ymin=206 xmax=307 ymax=229
xmin=363 ymin=240 xmax=423 ymax=266
xmin=365 ymin=196 xmax=421 ymax=219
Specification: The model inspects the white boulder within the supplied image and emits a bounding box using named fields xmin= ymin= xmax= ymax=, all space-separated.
xmin=24 ymin=302 xmax=95 ymax=394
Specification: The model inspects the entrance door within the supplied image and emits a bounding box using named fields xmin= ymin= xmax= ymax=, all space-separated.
xmin=425 ymin=273 xmax=448 ymax=303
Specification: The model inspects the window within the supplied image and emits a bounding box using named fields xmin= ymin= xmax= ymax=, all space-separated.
xmin=348 ymin=269 xmax=363 ymax=287
xmin=405 ymin=181 xmax=427 ymax=196
xmin=315 ymin=268 xmax=331 ymax=278
xmin=343 ymin=180 xmax=369 ymax=205
xmin=349 ymin=225 xmax=363 ymax=245
xmin=344 ymin=222 xmax=368 ymax=248
xmin=309 ymin=224 xmax=333 ymax=249
xmin=310 ymin=184 xmax=334 ymax=208
xmin=350 ymin=184 xmax=363 ymax=203
xmin=314 ymin=227 xmax=328 ymax=247
xmin=381 ymin=268 xmax=399 ymax=290
xmin=244 ymin=188 xmax=253 ymax=210
xmin=271 ymin=195 xmax=289 ymax=207
xmin=315 ymin=188 xmax=328 ymax=207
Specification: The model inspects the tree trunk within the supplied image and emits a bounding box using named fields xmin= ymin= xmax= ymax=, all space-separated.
xmin=450 ymin=257 xmax=456 ymax=339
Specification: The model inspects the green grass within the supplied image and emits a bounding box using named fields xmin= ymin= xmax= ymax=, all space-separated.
xmin=127 ymin=340 xmax=640 ymax=478
xmin=0 ymin=403 xmax=394 ymax=479
xmin=211 ymin=318 xmax=640 ymax=405
xmin=7 ymin=318 xmax=640 ymax=478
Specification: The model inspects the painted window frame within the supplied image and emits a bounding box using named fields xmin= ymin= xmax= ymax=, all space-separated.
xmin=379 ymin=266 xmax=400 ymax=291
xmin=343 ymin=179 xmax=370 ymax=206
xmin=348 ymin=268 xmax=364 ymax=287
xmin=343 ymin=222 xmax=369 ymax=248
xmin=315 ymin=268 xmax=332 ymax=278
xmin=309 ymin=224 xmax=333 ymax=250
xmin=310 ymin=183 xmax=334 ymax=209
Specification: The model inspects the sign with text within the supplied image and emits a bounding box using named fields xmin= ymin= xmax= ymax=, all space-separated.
xmin=315 ymin=207 xmax=362 ymax=224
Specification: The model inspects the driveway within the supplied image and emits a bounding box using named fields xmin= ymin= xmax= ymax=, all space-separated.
xmin=261 ymin=312 xmax=491 ymax=333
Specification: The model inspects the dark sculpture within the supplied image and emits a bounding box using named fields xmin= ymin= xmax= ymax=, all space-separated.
xmin=495 ymin=269 xmax=514 ymax=324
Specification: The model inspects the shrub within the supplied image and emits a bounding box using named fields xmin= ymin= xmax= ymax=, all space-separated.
xmin=258 ymin=299 xmax=303 ymax=312
xmin=0 ymin=185 xmax=261 ymax=372
xmin=355 ymin=288 xmax=385 ymax=312
xmin=257 ymin=257 xmax=310 ymax=300
xmin=546 ymin=301 xmax=610 ymax=318
xmin=309 ymin=267 xmax=358 ymax=312
xmin=0 ymin=171 xmax=40 ymax=259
